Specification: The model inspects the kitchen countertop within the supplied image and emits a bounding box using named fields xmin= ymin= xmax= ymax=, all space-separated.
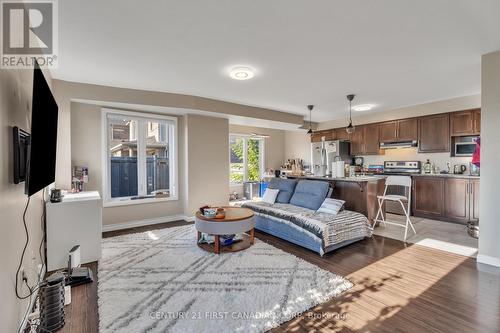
xmin=411 ymin=173 xmax=480 ymax=179
xmin=287 ymin=175 xmax=384 ymax=182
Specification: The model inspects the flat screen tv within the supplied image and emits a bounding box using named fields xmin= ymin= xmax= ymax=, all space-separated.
xmin=25 ymin=63 xmax=59 ymax=196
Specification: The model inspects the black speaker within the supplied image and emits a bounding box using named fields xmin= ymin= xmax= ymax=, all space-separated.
xmin=39 ymin=272 xmax=65 ymax=332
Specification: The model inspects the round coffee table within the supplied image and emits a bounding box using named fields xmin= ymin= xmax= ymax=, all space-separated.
xmin=195 ymin=207 xmax=255 ymax=254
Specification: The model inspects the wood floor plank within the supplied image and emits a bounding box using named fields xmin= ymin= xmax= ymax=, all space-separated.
xmin=58 ymin=221 xmax=499 ymax=333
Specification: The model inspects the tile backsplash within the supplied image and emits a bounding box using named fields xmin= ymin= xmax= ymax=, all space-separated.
xmin=358 ymin=148 xmax=474 ymax=173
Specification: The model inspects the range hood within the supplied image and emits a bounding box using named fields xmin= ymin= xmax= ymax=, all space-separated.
xmin=379 ymin=140 xmax=418 ymax=149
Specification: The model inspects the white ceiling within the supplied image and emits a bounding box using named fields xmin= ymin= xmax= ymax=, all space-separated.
xmin=54 ymin=0 xmax=500 ymax=122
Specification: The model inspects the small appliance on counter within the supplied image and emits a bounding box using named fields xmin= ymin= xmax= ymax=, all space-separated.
xmin=453 ymin=164 xmax=467 ymax=174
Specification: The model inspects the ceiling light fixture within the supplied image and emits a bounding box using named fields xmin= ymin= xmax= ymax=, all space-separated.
xmin=229 ymin=66 xmax=255 ymax=80
xmin=346 ymin=94 xmax=355 ymax=134
xmin=353 ymin=104 xmax=374 ymax=112
xmin=306 ymin=105 xmax=314 ymax=135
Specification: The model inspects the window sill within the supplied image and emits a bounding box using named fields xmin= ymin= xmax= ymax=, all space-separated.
xmin=103 ymin=195 xmax=178 ymax=208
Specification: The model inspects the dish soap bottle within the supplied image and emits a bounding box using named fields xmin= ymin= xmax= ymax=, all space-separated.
xmin=423 ymin=159 xmax=432 ymax=174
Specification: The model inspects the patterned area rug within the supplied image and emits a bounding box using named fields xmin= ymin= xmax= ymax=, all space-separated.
xmin=98 ymin=224 xmax=352 ymax=333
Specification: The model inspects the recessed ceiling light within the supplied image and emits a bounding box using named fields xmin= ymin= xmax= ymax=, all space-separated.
xmin=353 ymin=104 xmax=374 ymax=112
xmin=229 ymin=66 xmax=255 ymax=80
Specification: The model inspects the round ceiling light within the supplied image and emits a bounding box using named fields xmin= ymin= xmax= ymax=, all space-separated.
xmin=353 ymin=104 xmax=374 ymax=112
xmin=229 ymin=66 xmax=255 ymax=80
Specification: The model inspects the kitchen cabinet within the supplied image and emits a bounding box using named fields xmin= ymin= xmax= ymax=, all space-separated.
xmin=334 ymin=128 xmax=350 ymax=141
xmin=379 ymin=118 xmax=417 ymax=142
xmin=450 ymin=110 xmax=478 ymax=136
xmin=413 ymin=177 xmax=445 ymax=218
xmin=444 ymin=178 xmax=469 ymax=223
xmin=418 ymin=113 xmax=450 ymax=153
xmin=311 ymin=130 xmax=334 ymax=142
xmin=413 ymin=176 xmax=480 ymax=224
xmin=349 ymin=125 xmax=364 ymax=155
xmin=473 ymin=109 xmax=481 ymax=135
xmin=364 ymin=123 xmax=381 ymax=154
xmin=349 ymin=124 xmax=382 ymax=155
xmin=470 ymin=178 xmax=480 ymax=221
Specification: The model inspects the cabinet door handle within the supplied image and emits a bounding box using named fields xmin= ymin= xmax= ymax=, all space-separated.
xmin=466 ymin=183 xmax=469 ymax=194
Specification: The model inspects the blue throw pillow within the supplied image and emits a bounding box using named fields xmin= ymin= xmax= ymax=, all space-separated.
xmin=268 ymin=178 xmax=298 ymax=203
xmin=289 ymin=180 xmax=329 ymax=210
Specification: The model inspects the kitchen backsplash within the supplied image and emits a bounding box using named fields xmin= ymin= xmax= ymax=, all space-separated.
xmin=357 ymin=148 xmax=474 ymax=173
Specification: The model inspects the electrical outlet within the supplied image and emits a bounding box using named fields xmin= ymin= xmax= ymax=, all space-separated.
xmin=21 ymin=267 xmax=28 ymax=283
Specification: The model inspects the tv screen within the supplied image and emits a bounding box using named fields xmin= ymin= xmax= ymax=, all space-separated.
xmin=26 ymin=64 xmax=58 ymax=196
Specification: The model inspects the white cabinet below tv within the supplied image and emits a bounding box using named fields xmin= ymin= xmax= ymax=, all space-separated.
xmin=46 ymin=191 xmax=102 ymax=271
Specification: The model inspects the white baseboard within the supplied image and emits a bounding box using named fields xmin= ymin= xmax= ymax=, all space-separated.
xmin=477 ymin=254 xmax=500 ymax=268
xmin=102 ymin=214 xmax=190 ymax=232
xmin=184 ymin=215 xmax=195 ymax=222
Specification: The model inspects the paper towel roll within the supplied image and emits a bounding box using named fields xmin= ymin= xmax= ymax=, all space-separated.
xmin=335 ymin=161 xmax=345 ymax=178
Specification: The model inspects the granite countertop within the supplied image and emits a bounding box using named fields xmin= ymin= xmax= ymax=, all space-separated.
xmin=288 ymin=175 xmax=384 ymax=182
xmin=411 ymin=173 xmax=480 ymax=179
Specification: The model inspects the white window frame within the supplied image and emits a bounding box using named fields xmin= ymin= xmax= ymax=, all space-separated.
xmin=101 ymin=109 xmax=178 ymax=207
xmin=229 ymin=134 xmax=265 ymax=185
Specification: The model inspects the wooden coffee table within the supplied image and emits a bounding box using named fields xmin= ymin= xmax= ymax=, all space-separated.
xmin=195 ymin=207 xmax=255 ymax=254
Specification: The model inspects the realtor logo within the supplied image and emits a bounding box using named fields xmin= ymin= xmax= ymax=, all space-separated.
xmin=1 ymin=0 xmax=58 ymax=68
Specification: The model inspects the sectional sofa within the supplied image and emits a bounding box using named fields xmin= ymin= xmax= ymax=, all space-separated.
xmin=242 ymin=178 xmax=373 ymax=256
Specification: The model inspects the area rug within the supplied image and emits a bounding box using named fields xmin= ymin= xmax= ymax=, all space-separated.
xmin=98 ymin=224 xmax=352 ymax=333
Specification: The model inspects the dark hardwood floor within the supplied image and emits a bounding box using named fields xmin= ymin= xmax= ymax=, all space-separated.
xmin=60 ymin=221 xmax=500 ymax=333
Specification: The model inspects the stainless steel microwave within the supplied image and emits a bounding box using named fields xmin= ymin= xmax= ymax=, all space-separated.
xmin=455 ymin=141 xmax=476 ymax=156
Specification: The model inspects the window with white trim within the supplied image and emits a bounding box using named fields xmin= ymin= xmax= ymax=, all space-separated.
xmin=229 ymin=135 xmax=264 ymax=184
xmin=103 ymin=110 xmax=178 ymax=205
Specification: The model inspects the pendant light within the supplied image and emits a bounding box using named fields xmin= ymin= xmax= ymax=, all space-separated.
xmin=346 ymin=94 xmax=355 ymax=134
xmin=306 ymin=104 xmax=314 ymax=135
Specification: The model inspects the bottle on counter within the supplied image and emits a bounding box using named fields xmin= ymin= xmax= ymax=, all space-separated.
xmin=423 ymin=159 xmax=432 ymax=174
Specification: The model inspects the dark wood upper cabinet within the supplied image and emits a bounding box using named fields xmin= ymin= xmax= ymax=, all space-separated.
xmin=444 ymin=178 xmax=470 ymax=224
xmin=473 ymin=109 xmax=481 ymax=135
xmin=413 ymin=177 xmax=445 ymax=218
xmin=379 ymin=121 xmax=398 ymax=142
xmin=380 ymin=118 xmax=418 ymax=142
xmin=310 ymin=130 xmax=334 ymax=142
xmin=418 ymin=113 xmax=450 ymax=153
xmin=450 ymin=110 xmax=475 ymax=136
xmin=334 ymin=128 xmax=350 ymax=141
xmin=397 ymin=118 xmax=418 ymax=141
xmin=349 ymin=125 xmax=364 ymax=155
xmin=364 ymin=123 xmax=381 ymax=155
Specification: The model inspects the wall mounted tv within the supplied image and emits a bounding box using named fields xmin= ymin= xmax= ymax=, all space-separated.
xmin=13 ymin=63 xmax=59 ymax=196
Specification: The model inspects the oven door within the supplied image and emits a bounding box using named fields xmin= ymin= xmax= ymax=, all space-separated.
xmin=455 ymin=142 xmax=476 ymax=157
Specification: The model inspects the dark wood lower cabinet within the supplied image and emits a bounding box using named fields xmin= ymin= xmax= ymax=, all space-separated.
xmin=470 ymin=178 xmax=480 ymax=221
xmin=412 ymin=177 xmax=445 ymax=218
xmin=413 ymin=176 xmax=479 ymax=224
xmin=444 ymin=178 xmax=469 ymax=224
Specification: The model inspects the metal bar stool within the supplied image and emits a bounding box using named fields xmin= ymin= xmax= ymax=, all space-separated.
xmin=374 ymin=175 xmax=416 ymax=241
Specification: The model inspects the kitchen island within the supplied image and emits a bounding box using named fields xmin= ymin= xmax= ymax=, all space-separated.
xmin=286 ymin=175 xmax=385 ymax=223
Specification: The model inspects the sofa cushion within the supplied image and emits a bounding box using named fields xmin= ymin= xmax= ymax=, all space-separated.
xmin=268 ymin=178 xmax=298 ymax=203
xmin=290 ymin=180 xmax=329 ymax=210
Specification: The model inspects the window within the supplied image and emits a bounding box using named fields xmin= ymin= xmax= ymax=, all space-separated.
xmin=229 ymin=135 xmax=264 ymax=184
xmin=103 ymin=109 xmax=178 ymax=206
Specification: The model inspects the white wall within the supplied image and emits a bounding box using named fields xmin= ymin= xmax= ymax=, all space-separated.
xmin=185 ymin=115 xmax=229 ymax=215
xmin=284 ymin=130 xmax=312 ymax=167
xmin=0 ymin=69 xmax=50 ymax=332
xmin=478 ymin=50 xmax=500 ymax=267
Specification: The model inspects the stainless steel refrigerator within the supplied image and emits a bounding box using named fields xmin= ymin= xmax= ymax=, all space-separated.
xmin=311 ymin=140 xmax=352 ymax=176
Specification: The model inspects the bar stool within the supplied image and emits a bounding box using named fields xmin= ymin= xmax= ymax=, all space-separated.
xmin=374 ymin=176 xmax=416 ymax=241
